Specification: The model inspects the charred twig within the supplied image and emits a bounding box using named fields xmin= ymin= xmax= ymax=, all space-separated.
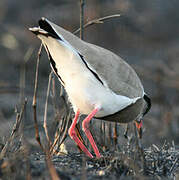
xmin=73 ymin=14 xmax=121 ymax=35
xmin=32 ymin=43 xmax=44 ymax=151
xmin=0 ymin=99 xmax=27 ymax=159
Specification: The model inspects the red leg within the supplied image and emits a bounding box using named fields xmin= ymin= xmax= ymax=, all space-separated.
xmin=135 ymin=121 xmax=143 ymax=138
xmin=82 ymin=107 xmax=101 ymax=158
xmin=135 ymin=121 xmax=142 ymax=130
xmin=68 ymin=110 xmax=93 ymax=158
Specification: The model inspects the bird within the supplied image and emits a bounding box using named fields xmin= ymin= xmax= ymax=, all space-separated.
xmin=29 ymin=17 xmax=151 ymax=158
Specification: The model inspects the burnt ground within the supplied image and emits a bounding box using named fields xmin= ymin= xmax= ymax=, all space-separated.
xmin=31 ymin=145 xmax=178 ymax=180
xmin=0 ymin=139 xmax=178 ymax=180
xmin=0 ymin=0 xmax=179 ymax=179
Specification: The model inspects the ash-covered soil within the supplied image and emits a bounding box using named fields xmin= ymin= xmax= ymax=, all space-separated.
xmin=0 ymin=140 xmax=178 ymax=180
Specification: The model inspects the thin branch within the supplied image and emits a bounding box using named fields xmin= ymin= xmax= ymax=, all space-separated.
xmin=50 ymin=110 xmax=72 ymax=154
xmin=73 ymin=14 xmax=121 ymax=35
xmin=43 ymin=70 xmax=53 ymax=145
xmin=102 ymin=122 xmax=106 ymax=151
xmin=80 ymin=0 xmax=85 ymax=39
xmin=124 ymin=124 xmax=130 ymax=139
xmin=45 ymin=150 xmax=61 ymax=180
xmin=108 ymin=122 xmax=112 ymax=147
xmin=32 ymin=43 xmax=44 ymax=151
xmin=0 ymin=99 xmax=27 ymax=158
xmin=32 ymin=44 xmax=42 ymax=106
xmin=113 ymin=122 xmax=118 ymax=150
xmin=50 ymin=87 xmax=69 ymax=154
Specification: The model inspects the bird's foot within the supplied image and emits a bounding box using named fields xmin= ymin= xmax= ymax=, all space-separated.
xmin=82 ymin=107 xmax=101 ymax=159
xmin=68 ymin=128 xmax=93 ymax=158
xmin=68 ymin=110 xmax=93 ymax=158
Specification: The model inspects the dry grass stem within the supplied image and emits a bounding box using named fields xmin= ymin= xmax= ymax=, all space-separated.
xmin=108 ymin=123 xmax=112 ymax=147
xmin=102 ymin=122 xmax=106 ymax=150
xmin=50 ymin=110 xmax=72 ymax=154
xmin=73 ymin=14 xmax=121 ymax=35
xmin=45 ymin=150 xmax=61 ymax=180
xmin=32 ymin=43 xmax=44 ymax=151
xmin=113 ymin=122 xmax=118 ymax=149
xmin=0 ymin=99 xmax=27 ymax=159
xmin=80 ymin=0 xmax=85 ymax=39
xmin=124 ymin=124 xmax=130 ymax=139
xmin=43 ymin=70 xmax=53 ymax=145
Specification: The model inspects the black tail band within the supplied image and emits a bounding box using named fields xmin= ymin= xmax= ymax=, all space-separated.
xmin=143 ymin=94 xmax=151 ymax=116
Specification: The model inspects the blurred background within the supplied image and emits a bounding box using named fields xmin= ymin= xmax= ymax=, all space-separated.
xmin=0 ymin=0 xmax=178 ymax=152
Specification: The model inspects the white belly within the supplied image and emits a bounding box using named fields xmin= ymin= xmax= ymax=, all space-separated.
xmin=65 ymin=74 xmax=140 ymax=117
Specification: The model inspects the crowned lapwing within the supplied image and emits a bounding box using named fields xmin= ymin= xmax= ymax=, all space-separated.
xmin=29 ymin=18 xmax=151 ymax=158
